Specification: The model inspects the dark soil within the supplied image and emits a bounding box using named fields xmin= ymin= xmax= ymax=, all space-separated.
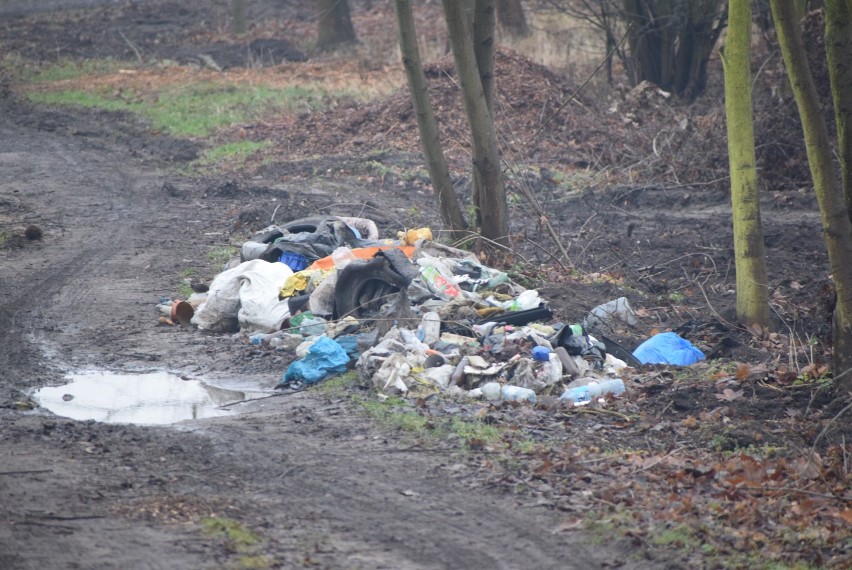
xmin=1 ymin=2 xmax=849 ymax=569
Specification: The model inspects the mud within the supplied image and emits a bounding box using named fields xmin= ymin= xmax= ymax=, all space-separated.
xmin=0 ymin=1 xmax=846 ymax=569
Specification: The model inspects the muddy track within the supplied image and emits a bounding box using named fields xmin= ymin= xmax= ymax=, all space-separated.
xmin=0 ymin=98 xmax=662 ymax=568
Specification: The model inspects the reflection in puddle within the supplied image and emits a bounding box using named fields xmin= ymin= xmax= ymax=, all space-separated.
xmin=32 ymin=371 xmax=250 ymax=425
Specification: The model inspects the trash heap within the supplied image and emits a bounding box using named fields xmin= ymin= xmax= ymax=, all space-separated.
xmin=171 ymin=215 xmax=705 ymax=407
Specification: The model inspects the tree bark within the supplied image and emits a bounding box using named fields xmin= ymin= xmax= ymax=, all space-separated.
xmin=316 ymin=0 xmax=357 ymax=51
xmin=772 ymin=0 xmax=852 ymax=392
xmin=495 ymin=0 xmax=529 ymax=37
xmin=231 ymin=0 xmax=247 ymax=34
xmin=623 ymin=0 xmax=726 ymax=100
xmin=442 ymin=0 xmax=509 ymax=246
xmin=825 ymin=0 xmax=852 ymax=221
xmin=722 ymin=0 xmax=770 ymax=328
xmin=393 ymin=0 xmax=467 ymax=240
xmin=471 ymin=0 xmax=497 ymax=230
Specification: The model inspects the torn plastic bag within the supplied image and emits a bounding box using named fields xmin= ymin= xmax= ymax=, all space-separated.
xmin=280 ymin=335 xmax=350 ymax=387
xmin=191 ymin=259 xmax=293 ymax=333
xmin=632 ymin=332 xmax=705 ymax=365
xmin=416 ymin=256 xmax=465 ymax=300
xmin=585 ymin=297 xmax=637 ymax=330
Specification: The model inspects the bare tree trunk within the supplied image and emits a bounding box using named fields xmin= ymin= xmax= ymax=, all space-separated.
xmin=825 ymin=0 xmax=852 ymax=221
xmin=772 ymin=0 xmax=852 ymax=392
xmin=495 ymin=0 xmax=529 ymax=37
xmin=442 ymin=0 xmax=509 ymax=246
xmin=471 ymin=0 xmax=497 ymax=230
xmin=722 ymin=0 xmax=770 ymax=328
xmin=231 ymin=0 xmax=247 ymax=34
xmin=316 ymin=0 xmax=357 ymax=51
xmin=393 ymin=0 xmax=467 ymax=240
xmin=623 ymin=0 xmax=726 ymax=100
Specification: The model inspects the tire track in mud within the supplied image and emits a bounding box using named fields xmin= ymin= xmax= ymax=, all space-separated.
xmin=0 ymin=108 xmax=172 ymax=394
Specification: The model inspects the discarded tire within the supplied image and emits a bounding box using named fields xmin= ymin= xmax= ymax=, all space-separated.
xmin=334 ymin=249 xmax=419 ymax=320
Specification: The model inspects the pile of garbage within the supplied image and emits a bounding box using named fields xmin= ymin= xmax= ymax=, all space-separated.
xmin=165 ymin=215 xmax=705 ymax=407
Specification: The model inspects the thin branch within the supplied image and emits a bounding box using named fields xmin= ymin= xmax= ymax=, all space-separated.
xmin=0 ymin=469 xmax=53 ymax=476
xmin=118 ymin=30 xmax=143 ymax=64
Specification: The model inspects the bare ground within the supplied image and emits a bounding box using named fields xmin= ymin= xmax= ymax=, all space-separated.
xmin=1 ymin=1 xmax=850 ymax=569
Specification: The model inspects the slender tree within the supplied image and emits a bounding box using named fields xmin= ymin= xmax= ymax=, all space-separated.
xmin=622 ymin=0 xmax=728 ymax=100
xmin=495 ymin=0 xmax=529 ymax=37
xmin=393 ymin=0 xmax=467 ymax=240
xmin=316 ymin=0 xmax=357 ymax=51
xmin=442 ymin=0 xmax=509 ymax=245
xmin=722 ymin=0 xmax=770 ymax=328
xmin=231 ymin=0 xmax=247 ymax=34
xmin=470 ymin=0 xmax=497 ymax=230
xmin=771 ymin=0 xmax=852 ymax=392
xmin=825 ymin=0 xmax=852 ymax=220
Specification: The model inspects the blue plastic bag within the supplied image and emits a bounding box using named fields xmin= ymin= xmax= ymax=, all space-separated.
xmin=632 ymin=332 xmax=705 ymax=366
xmin=281 ymin=336 xmax=349 ymax=385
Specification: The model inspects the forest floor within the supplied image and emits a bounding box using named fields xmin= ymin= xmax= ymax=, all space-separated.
xmin=0 ymin=1 xmax=849 ymax=569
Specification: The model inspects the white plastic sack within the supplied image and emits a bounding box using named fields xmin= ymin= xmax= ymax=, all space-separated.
xmin=191 ymin=259 xmax=293 ymax=333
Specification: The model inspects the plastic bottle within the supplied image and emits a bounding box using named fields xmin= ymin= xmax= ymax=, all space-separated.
xmin=249 ymin=332 xmax=273 ymax=345
xmin=268 ymin=333 xmax=304 ymax=350
xmin=480 ymin=381 xmax=503 ymax=401
xmin=331 ymin=246 xmax=357 ymax=269
xmin=560 ymin=378 xmax=625 ymax=406
xmin=501 ymin=384 xmax=537 ymax=404
xmin=417 ymin=312 xmax=441 ymax=345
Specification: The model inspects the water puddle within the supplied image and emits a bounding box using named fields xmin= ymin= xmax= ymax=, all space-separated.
xmin=31 ymin=371 xmax=260 ymax=426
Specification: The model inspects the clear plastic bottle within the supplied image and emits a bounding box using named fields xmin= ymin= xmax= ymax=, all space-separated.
xmin=560 ymin=378 xmax=625 ymax=406
xmin=480 ymin=381 xmax=502 ymax=401
xmin=331 ymin=246 xmax=357 ymax=269
xmin=500 ymin=384 xmax=537 ymax=404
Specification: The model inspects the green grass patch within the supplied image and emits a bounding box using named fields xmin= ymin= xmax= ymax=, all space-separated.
xmin=26 ymin=82 xmax=334 ymax=137
xmin=177 ymin=283 xmax=194 ymax=300
xmin=201 ymin=516 xmax=261 ymax=551
xmin=315 ymin=373 xmax=507 ymax=450
xmin=197 ymin=140 xmax=270 ymax=168
xmin=206 ymin=245 xmax=239 ymax=265
xmin=312 ymin=371 xmax=363 ymax=395
xmin=27 ymin=89 xmax=132 ymax=113
xmin=4 ymin=56 xmax=124 ymax=83
xmin=0 ymin=230 xmax=9 ymax=248
xmin=650 ymin=523 xmax=701 ymax=549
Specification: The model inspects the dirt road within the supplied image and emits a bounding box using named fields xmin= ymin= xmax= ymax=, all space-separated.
xmin=0 ymin=72 xmax=662 ymax=570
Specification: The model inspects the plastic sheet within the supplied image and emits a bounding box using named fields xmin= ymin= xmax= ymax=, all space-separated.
xmin=281 ymin=336 xmax=350 ymax=385
xmin=632 ymin=332 xmax=705 ymax=365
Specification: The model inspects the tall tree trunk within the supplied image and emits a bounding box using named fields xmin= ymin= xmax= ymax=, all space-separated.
xmin=471 ymin=0 xmax=496 ymax=230
xmin=825 ymin=0 xmax=852 ymax=221
xmin=623 ymin=0 xmax=726 ymax=100
xmin=772 ymin=0 xmax=852 ymax=393
xmin=393 ymin=0 xmax=467 ymax=241
xmin=495 ymin=0 xmax=529 ymax=37
xmin=316 ymin=0 xmax=357 ymax=51
xmin=722 ymin=0 xmax=770 ymax=328
xmin=442 ymin=0 xmax=509 ymax=247
xmin=231 ymin=0 xmax=247 ymax=34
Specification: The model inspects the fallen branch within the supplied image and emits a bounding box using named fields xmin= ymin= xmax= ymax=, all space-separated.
xmin=217 ymin=393 xmax=282 ymax=409
xmin=742 ymin=486 xmax=851 ymax=502
xmin=0 ymin=469 xmax=53 ymax=476
xmin=576 ymin=407 xmax=632 ymax=422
